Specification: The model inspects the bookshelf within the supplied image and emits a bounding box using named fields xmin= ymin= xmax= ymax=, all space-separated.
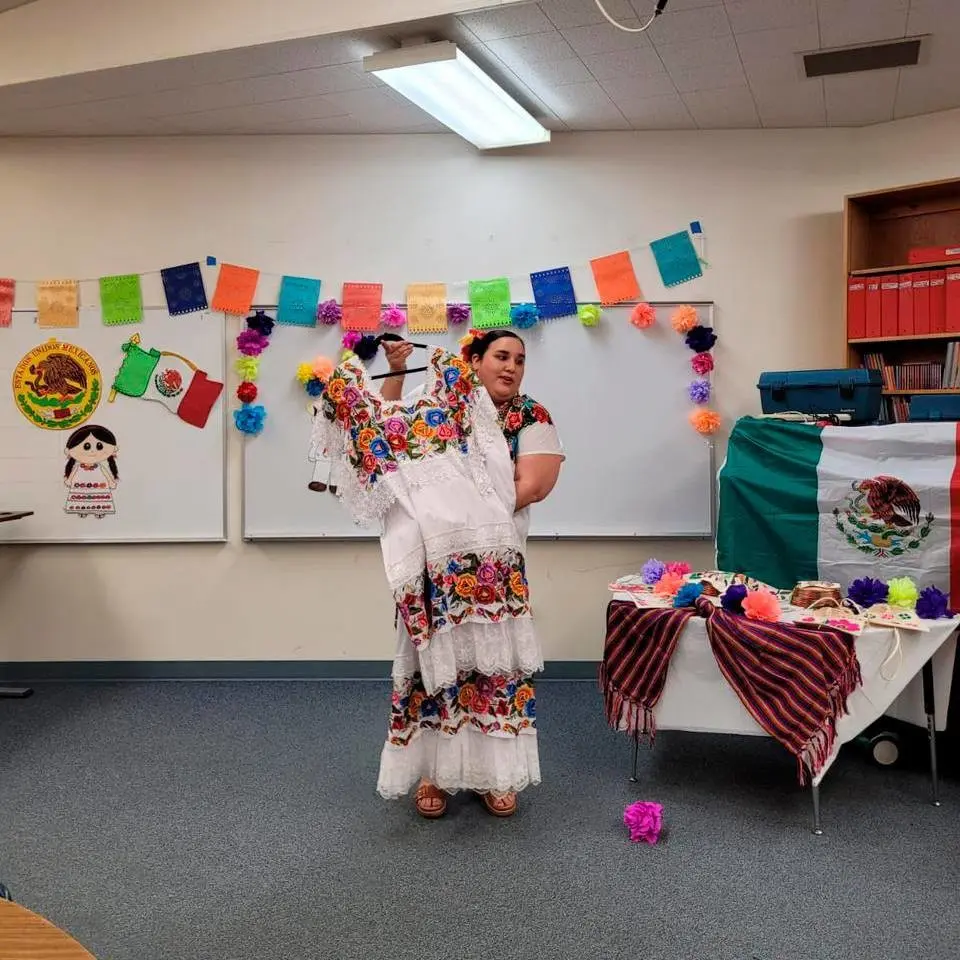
xmin=844 ymin=177 xmax=960 ymax=422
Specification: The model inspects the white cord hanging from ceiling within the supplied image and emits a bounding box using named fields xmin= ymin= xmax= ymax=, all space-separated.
xmin=594 ymin=0 xmax=669 ymax=33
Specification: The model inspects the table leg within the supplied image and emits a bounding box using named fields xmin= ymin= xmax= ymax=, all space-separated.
xmin=922 ymin=659 xmax=941 ymax=808
xmin=629 ymin=735 xmax=639 ymax=783
xmin=811 ymin=782 xmax=823 ymax=836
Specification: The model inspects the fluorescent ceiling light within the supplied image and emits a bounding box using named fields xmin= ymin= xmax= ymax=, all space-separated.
xmin=363 ymin=41 xmax=551 ymax=151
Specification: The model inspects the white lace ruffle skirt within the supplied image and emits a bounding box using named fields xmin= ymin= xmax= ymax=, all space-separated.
xmin=377 ymin=725 xmax=541 ymax=799
xmin=392 ymin=615 xmax=543 ymax=694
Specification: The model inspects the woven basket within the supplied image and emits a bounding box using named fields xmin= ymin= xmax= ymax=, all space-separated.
xmin=790 ymin=581 xmax=843 ymax=608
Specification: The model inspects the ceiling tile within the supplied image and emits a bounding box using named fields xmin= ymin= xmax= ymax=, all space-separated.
xmin=725 ymin=0 xmax=816 ymax=34
xmin=534 ymin=78 xmax=629 ymax=125
xmin=647 ymin=5 xmax=730 ymax=45
xmin=734 ymin=23 xmax=819 ymax=63
xmin=752 ymin=78 xmax=826 ymax=126
xmin=824 ymin=68 xmax=899 ymax=125
xmin=504 ymin=55 xmax=595 ymax=90
xmin=669 ymin=59 xmax=748 ymax=92
xmin=742 ymin=54 xmax=806 ymax=88
xmin=483 ymin=30 xmax=577 ymax=68
xmin=906 ymin=0 xmax=960 ymax=36
xmin=580 ymin=43 xmax=665 ymax=80
xmin=817 ymin=0 xmax=909 ymax=49
xmin=682 ymin=85 xmax=760 ymax=127
xmin=458 ymin=3 xmax=557 ymax=40
xmin=600 ymin=71 xmax=678 ymax=103
xmin=894 ymin=61 xmax=960 ymax=118
xmin=561 ymin=19 xmax=655 ymax=55
xmin=654 ymin=34 xmax=741 ymax=72
xmin=620 ymin=92 xmax=696 ymax=128
xmin=540 ymin=0 xmax=635 ymax=30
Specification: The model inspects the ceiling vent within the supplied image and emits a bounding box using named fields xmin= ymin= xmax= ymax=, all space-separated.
xmin=803 ymin=38 xmax=922 ymax=78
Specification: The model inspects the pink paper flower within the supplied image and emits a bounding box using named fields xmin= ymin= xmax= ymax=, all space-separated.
xmin=624 ymin=801 xmax=663 ymax=844
xmin=665 ymin=561 xmax=691 ymax=577
xmin=236 ymin=329 xmax=270 ymax=356
xmin=691 ymin=352 xmax=714 ymax=375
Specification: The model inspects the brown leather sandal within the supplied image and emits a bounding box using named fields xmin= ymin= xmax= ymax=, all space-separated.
xmin=481 ymin=791 xmax=518 ymax=817
xmin=415 ymin=781 xmax=447 ymax=819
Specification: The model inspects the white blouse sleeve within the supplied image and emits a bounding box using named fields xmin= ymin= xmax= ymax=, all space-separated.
xmin=517 ymin=421 xmax=565 ymax=459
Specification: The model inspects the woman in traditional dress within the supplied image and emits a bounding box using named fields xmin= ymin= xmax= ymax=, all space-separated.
xmin=379 ymin=329 xmax=564 ymax=817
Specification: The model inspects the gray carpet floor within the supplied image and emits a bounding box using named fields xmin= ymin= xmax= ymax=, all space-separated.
xmin=1 ymin=680 xmax=957 ymax=960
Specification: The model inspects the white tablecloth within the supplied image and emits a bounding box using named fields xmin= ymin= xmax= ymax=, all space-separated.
xmin=609 ymin=595 xmax=957 ymax=784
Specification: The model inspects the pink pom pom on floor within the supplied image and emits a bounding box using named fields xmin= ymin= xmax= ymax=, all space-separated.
xmin=624 ymin=801 xmax=663 ymax=844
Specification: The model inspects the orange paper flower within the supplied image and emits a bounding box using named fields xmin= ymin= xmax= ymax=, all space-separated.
xmin=311 ymin=355 xmax=335 ymax=381
xmin=690 ymin=409 xmax=721 ymax=435
xmin=671 ymin=304 xmax=698 ymax=333
xmin=654 ymin=572 xmax=684 ymax=597
xmin=630 ymin=302 xmax=656 ymax=329
xmin=742 ymin=589 xmax=781 ymax=622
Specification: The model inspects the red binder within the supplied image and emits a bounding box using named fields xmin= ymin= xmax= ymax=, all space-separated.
xmin=897 ymin=273 xmax=914 ymax=335
xmin=945 ymin=268 xmax=960 ymax=334
xmin=932 ymin=269 xmax=948 ymax=333
xmin=914 ymin=272 xmax=931 ymax=335
xmin=880 ymin=278 xmax=899 ymax=337
xmin=865 ymin=279 xmax=881 ymax=338
xmin=847 ymin=276 xmax=866 ymax=339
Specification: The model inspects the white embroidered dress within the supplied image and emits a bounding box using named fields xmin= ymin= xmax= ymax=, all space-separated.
xmin=313 ymin=349 xmax=543 ymax=797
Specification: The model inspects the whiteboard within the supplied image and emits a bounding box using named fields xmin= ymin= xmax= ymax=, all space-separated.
xmin=0 ymin=308 xmax=226 ymax=543
xmin=242 ymin=303 xmax=715 ymax=540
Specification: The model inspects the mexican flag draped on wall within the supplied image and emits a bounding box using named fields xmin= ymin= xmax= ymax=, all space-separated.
xmin=717 ymin=417 xmax=960 ymax=602
xmin=110 ymin=335 xmax=223 ymax=429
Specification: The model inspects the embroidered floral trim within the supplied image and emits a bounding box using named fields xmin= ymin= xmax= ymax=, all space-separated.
xmin=395 ymin=548 xmax=530 ymax=647
xmin=496 ymin=394 xmax=554 ymax=462
xmin=388 ymin=669 xmax=536 ymax=746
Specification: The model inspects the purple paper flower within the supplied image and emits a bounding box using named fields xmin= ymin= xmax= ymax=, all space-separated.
xmin=916 ymin=586 xmax=951 ymax=620
xmin=721 ymin=583 xmax=748 ymax=614
xmin=317 ymin=299 xmax=342 ymax=325
xmin=236 ymin=329 xmax=270 ymax=356
xmin=623 ymin=801 xmax=663 ymax=844
xmin=685 ymin=325 xmax=717 ymax=353
xmin=447 ymin=303 xmax=471 ymax=325
xmin=847 ymin=577 xmax=889 ymax=609
xmin=688 ymin=379 xmax=711 ymax=404
xmin=641 ymin=558 xmax=666 ymax=585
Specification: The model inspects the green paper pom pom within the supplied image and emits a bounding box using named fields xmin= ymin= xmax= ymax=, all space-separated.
xmin=887 ymin=576 xmax=919 ymax=609
xmin=578 ymin=304 xmax=602 ymax=327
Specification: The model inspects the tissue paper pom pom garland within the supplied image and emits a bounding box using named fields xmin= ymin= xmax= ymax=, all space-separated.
xmin=380 ymin=304 xmax=406 ymax=329
xmin=887 ymin=577 xmax=919 ymax=609
xmin=685 ymin=325 xmax=717 ymax=353
xmin=510 ymin=302 xmax=540 ymax=329
xmin=742 ymin=588 xmax=781 ymax=622
xmin=630 ymin=302 xmax=656 ymax=329
xmin=342 ymin=331 xmax=361 ymax=351
xmin=447 ymin=303 xmax=471 ymax=325
xmin=692 ymin=352 xmax=714 ymax=375
xmin=317 ymin=299 xmax=342 ymax=325
xmin=690 ymin=409 xmax=721 ymax=435
xmin=688 ymin=379 xmax=711 ymax=404
xmin=236 ymin=382 xmax=257 ymax=404
xmin=578 ymin=304 xmax=602 ymax=327
xmin=233 ymin=404 xmax=266 ymax=436
xmin=671 ymin=304 xmax=699 ymax=333
xmin=233 ymin=313 xmax=275 ymax=434
xmin=624 ymin=801 xmax=663 ymax=844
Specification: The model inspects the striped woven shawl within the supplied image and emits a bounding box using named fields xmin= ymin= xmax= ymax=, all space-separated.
xmin=600 ymin=597 xmax=862 ymax=783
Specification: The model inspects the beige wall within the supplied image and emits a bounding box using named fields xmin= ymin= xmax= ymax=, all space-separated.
xmin=1 ymin=110 xmax=959 ymax=664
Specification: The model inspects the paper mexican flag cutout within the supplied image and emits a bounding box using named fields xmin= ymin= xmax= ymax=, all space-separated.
xmin=109 ymin=334 xmax=223 ymax=428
